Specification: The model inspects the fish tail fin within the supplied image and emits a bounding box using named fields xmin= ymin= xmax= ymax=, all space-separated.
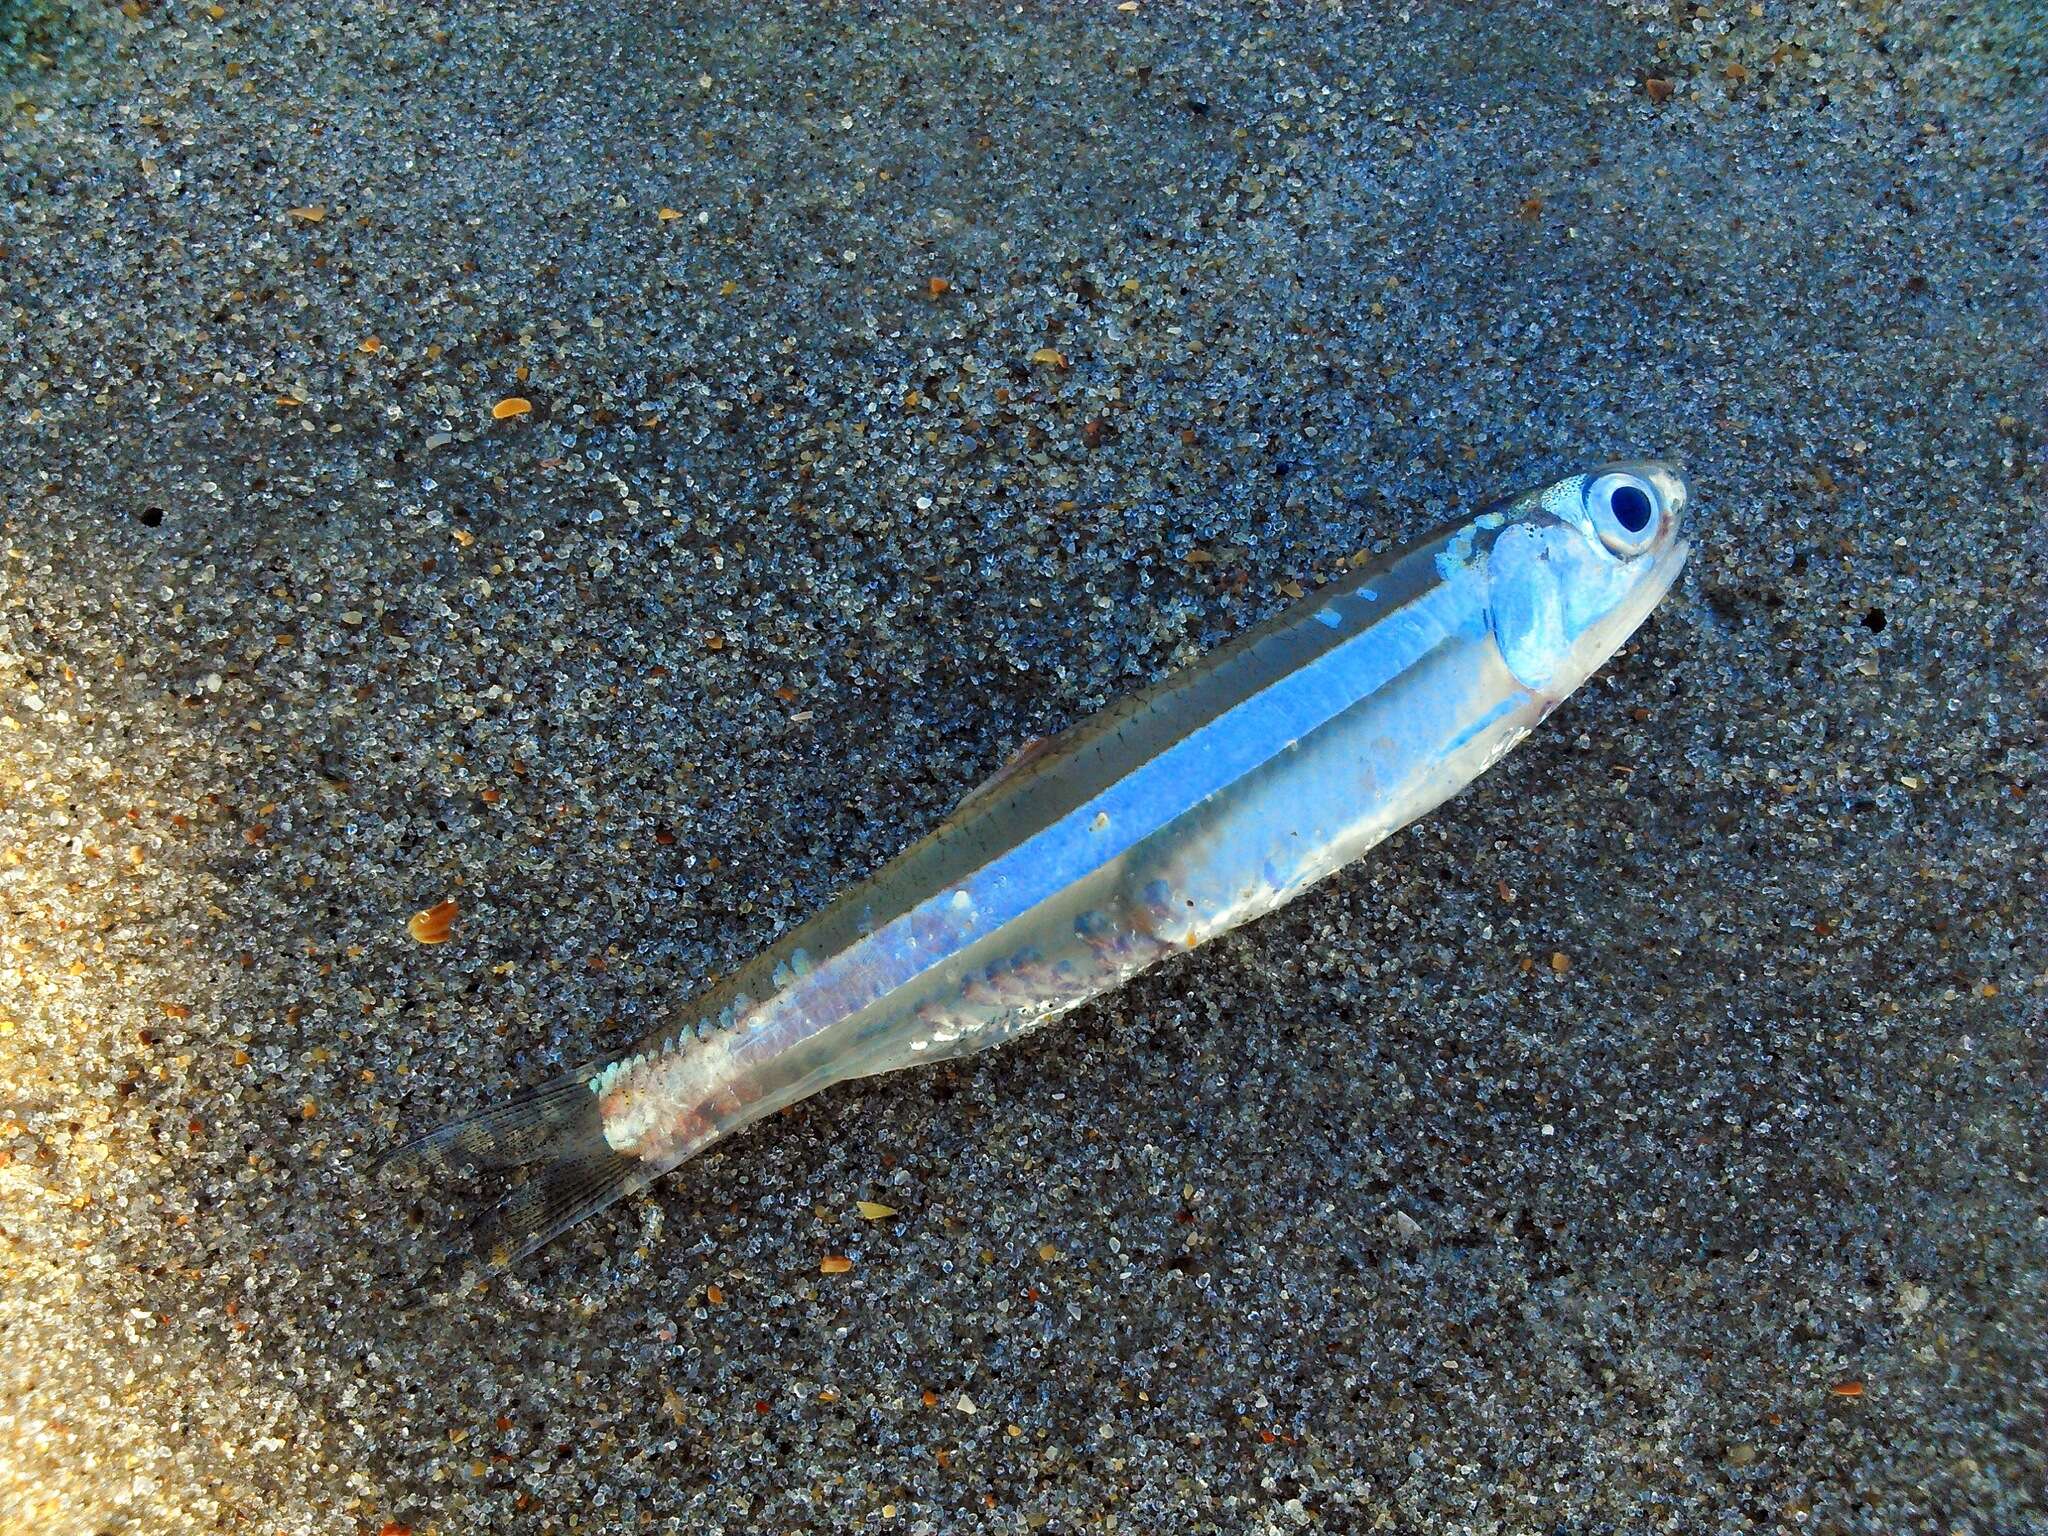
xmin=373 ymin=1066 xmax=655 ymax=1299
xmin=373 ymin=1066 xmax=607 ymax=1180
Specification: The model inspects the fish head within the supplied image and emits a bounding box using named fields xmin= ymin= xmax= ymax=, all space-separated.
xmin=1481 ymin=460 xmax=1690 ymax=695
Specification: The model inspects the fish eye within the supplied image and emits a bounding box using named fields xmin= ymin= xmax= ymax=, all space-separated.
xmin=1610 ymin=482 xmax=1653 ymax=533
xmin=1584 ymin=471 xmax=1664 ymax=557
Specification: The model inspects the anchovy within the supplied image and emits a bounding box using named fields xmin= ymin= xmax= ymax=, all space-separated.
xmin=378 ymin=461 xmax=1690 ymax=1281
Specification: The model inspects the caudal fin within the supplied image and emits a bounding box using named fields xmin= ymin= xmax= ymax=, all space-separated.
xmin=373 ymin=1066 xmax=654 ymax=1299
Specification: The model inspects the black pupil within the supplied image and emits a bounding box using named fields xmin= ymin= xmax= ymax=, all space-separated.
xmin=1610 ymin=483 xmax=1654 ymax=534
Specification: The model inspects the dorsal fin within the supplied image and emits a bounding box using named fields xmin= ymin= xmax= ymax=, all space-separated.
xmin=939 ymin=733 xmax=1061 ymax=831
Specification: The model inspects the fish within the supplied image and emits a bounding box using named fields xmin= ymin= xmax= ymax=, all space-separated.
xmin=375 ymin=460 xmax=1690 ymax=1287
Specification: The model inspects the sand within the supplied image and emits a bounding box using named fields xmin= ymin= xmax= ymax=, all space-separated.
xmin=2 ymin=2 xmax=2042 ymax=1531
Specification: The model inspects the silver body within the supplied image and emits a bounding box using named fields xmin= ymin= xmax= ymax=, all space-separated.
xmin=589 ymin=464 xmax=1691 ymax=1185
xmin=378 ymin=461 xmax=1687 ymax=1280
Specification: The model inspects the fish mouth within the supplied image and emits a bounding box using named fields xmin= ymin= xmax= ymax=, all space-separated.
xmin=1611 ymin=529 xmax=1691 ymax=651
xmin=1544 ymin=527 xmax=1690 ymax=693
xmin=1641 ymin=530 xmax=1691 ymax=612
